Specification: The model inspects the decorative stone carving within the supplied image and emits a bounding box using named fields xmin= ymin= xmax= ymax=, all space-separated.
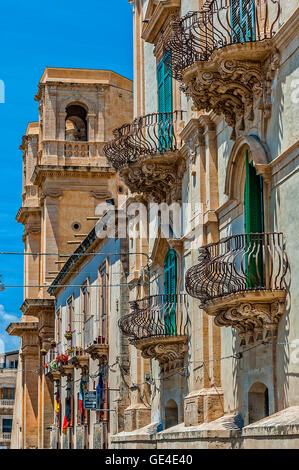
xmin=183 ymin=46 xmax=280 ymax=140
xmin=68 ymin=353 xmax=89 ymax=370
xmin=205 ymin=291 xmax=286 ymax=347
xmin=89 ymin=190 xmax=111 ymax=200
xmin=85 ymin=344 xmax=109 ymax=364
xmin=59 ymin=364 xmax=74 ymax=377
xmin=134 ymin=336 xmax=188 ymax=371
xmin=41 ymin=190 xmax=63 ymax=200
xmin=120 ymin=156 xmax=186 ymax=204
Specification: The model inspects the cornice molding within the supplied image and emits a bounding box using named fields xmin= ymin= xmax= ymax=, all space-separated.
xmin=16 ymin=206 xmax=41 ymax=225
xmin=20 ymin=298 xmax=55 ymax=316
xmin=142 ymin=0 xmax=181 ymax=45
xmin=31 ymin=165 xmax=116 ymax=186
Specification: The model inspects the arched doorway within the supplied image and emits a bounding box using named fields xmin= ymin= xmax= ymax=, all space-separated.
xmin=165 ymin=399 xmax=178 ymax=429
xmin=248 ymin=382 xmax=269 ymax=424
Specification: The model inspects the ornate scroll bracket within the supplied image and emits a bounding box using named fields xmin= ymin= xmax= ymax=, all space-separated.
xmin=120 ymin=155 xmax=186 ymax=204
xmin=58 ymin=364 xmax=74 ymax=377
xmin=133 ymin=336 xmax=188 ymax=372
xmin=184 ymin=45 xmax=280 ymax=140
xmin=205 ymin=291 xmax=286 ymax=347
xmin=69 ymin=355 xmax=89 ymax=370
xmin=85 ymin=344 xmax=109 ymax=364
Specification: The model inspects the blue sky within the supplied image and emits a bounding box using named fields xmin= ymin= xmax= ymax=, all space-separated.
xmin=0 ymin=0 xmax=133 ymax=351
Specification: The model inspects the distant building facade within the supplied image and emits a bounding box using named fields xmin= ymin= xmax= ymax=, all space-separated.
xmin=7 ymin=68 xmax=133 ymax=449
xmin=0 ymin=351 xmax=18 ymax=449
xmin=46 ymin=210 xmax=131 ymax=449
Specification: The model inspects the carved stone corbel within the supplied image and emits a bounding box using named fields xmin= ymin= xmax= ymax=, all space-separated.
xmin=121 ymin=158 xmax=183 ymax=204
xmin=183 ymin=45 xmax=280 ymax=140
xmin=134 ymin=336 xmax=188 ymax=371
xmin=210 ymin=292 xmax=286 ymax=347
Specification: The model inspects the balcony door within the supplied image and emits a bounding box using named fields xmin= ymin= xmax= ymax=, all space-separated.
xmin=244 ymin=149 xmax=264 ymax=287
xmin=157 ymin=51 xmax=173 ymax=150
xmin=164 ymin=249 xmax=177 ymax=335
xmin=231 ymin=0 xmax=255 ymax=43
xmin=67 ymin=297 xmax=74 ymax=332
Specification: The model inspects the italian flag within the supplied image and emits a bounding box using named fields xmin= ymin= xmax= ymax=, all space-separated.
xmin=79 ymin=380 xmax=84 ymax=415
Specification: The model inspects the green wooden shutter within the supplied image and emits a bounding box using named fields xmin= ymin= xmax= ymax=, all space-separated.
xmin=157 ymin=61 xmax=165 ymax=114
xmin=244 ymin=149 xmax=263 ymax=234
xmin=231 ymin=0 xmax=255 ymax=43
xmin=164 ymin=249 xmax=177 ymax=335
xmin=244 ymin=149 xmax=264 ymax=287
xmin=157 ymin=52 xmax=173 ymax=114
xmin=157 ymin=52 xmax=173 ymax=151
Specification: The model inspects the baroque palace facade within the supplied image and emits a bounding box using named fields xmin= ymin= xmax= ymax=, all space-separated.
xmin=8 ymin=0 xmax=299 ymax=449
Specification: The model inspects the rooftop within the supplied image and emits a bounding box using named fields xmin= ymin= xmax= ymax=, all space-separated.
xmin=35 ymin=67 xmax=133 ymax=100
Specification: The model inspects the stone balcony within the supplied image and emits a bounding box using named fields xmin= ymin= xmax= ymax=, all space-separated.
xmin=185 ymin=232 xmax=288 ymax=346
xmin=44 ymin=348 xmax=73 ymax=380
xmin=36 ymin=140 xmax=109 ymax=168
xmin=83 ymin=316 xmax=109 ymax=363
xmin=68 ymin=349 xmax=89 ymax=370
xmin=0 ymin=399 xmax=14 ymax=410
xmin=104 ymin=111 xmax=185 ymax=203
xmin=119 ymin=294 xmax=190 ymax=371
xmin=165 ymin=0 xmax=282 ymax=139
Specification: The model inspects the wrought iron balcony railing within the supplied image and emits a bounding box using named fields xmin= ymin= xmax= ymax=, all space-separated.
xmin=119 ymin=294 xmax=189 ymax=342
xmin=165 ymin=0 xmax=281 ymax=81
xmin=185 ymin=232 xmax=288 ymax=308
xmin=104 ymin=111 xmax=184 ymax=170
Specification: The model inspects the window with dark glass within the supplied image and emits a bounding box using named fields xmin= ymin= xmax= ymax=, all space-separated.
xmin=2 ymin=418 xmax=12 ymax=433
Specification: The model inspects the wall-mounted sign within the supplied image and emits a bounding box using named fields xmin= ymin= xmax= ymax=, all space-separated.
xmin=83 ymin=391 xmax=98 ymax=410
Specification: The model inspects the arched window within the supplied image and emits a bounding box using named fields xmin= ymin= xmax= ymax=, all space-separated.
xmin=65 ymin=104 xmax=87 ymax=141
xmin=248 ymin=382 xmax=269 ymax=424
xmin=164 ymin=249 xmax=177 ymax=335
xmin=165 ymin=399 xmax=178 ymax=429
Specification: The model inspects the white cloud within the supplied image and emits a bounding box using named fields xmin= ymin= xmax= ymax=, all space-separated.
xmin=0 ymin=304 xmax=19 ymax=323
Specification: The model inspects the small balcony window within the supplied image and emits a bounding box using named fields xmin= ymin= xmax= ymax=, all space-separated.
xmin=2 ymin=419 xmax=12 ymax=434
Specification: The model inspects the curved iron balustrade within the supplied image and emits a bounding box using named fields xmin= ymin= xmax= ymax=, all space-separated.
xmin=185 ymin=232 xmax=288 ymax=307
xmin=104 ymin=110 xmax=184 ymax=170
xmin=165 ymin=0 xmax=281 ymax=81
xmin=119 ymin=294 xmax=189 ymax=342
